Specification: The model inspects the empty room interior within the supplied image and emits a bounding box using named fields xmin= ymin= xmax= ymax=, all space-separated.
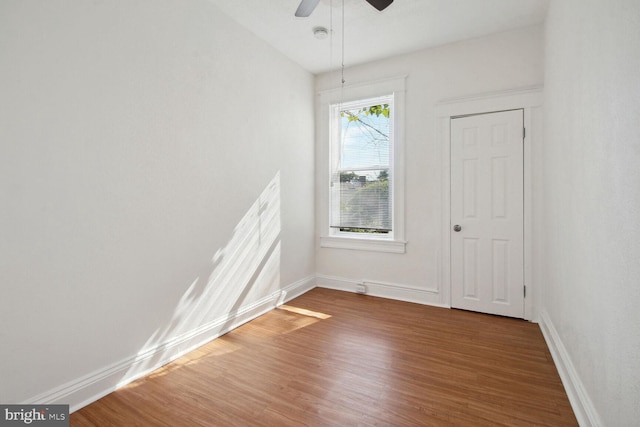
xmin=1 ymin=0 xmax=639 ymax=426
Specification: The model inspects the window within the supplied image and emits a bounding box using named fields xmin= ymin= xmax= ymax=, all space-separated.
xmin=330 ymin=96 xmax=393 ymax=235
xmin=319 ymin=76 xmax=406 ymax=253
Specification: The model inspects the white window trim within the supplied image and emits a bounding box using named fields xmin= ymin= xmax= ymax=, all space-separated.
xmin=318 ymin=76 xmax=406 ymax=253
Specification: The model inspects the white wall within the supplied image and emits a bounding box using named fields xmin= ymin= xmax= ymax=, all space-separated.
xmin=0 ymin=0 xmax=315 ymax=407
xmin=315 ymin=26 xmax=544 ymax=306
xmin=541 ymin=1 xmax=640 ymax=425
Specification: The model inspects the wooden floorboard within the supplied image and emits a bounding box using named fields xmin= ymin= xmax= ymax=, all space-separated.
xmin=71 ymin=288 xmax=577 ymax=426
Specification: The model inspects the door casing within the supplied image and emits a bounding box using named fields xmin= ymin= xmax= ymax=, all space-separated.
xmin=435 ymin=87 xmax=543 ymax=321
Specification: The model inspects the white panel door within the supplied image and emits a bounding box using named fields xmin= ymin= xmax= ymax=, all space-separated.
xmin=450 ymin=110 xmax=524 ymax=318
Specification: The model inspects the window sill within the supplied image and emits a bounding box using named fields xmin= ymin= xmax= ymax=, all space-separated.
xmin=320 ymin=236 xmax=406 ymax=254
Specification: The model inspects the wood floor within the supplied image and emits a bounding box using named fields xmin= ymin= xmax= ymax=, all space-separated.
xmin=71 ymin=288 xmax=577 ymax=426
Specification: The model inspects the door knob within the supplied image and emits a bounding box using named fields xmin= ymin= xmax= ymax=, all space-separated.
xmin=453 ymin=224 xmax=462 ymax=232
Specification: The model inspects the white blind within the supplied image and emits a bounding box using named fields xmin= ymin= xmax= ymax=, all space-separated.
xmin=330 ymin=95 xmax=393 ymax=233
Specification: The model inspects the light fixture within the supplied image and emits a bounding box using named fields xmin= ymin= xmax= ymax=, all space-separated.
xmin=313 ymin=26 xmax=329 ymax=39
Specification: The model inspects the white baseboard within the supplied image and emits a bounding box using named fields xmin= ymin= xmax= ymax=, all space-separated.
xmin=277 ymin=275 xmax=317 ymax=304
xmin=538 ymin=310 xmax=602 ymax=427
xmin=316 ymin=274 xmax=448 ymax=308
xmin=26 ymin=276 xmax=316 ymax=413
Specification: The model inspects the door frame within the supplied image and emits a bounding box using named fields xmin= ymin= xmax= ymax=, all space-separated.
xmin=436 ymin=86 xmax=543 ymax=321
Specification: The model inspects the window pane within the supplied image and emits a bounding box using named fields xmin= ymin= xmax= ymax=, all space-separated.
xmin=340 ymin=104 xmax=390 ymax=169
xmin=332 ymin=169 xmax=391 ymax=232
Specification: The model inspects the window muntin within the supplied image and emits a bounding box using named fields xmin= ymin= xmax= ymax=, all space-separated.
xmin=330 ymin=95 xmax=394 ymax=237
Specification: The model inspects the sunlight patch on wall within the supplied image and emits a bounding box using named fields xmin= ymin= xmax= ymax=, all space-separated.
xmin=119 ymin=172 xmax=282 ymax=385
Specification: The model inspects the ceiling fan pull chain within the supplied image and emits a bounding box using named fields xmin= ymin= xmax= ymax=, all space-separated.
xmin=341 ymin=0 xmax=345 ymax=86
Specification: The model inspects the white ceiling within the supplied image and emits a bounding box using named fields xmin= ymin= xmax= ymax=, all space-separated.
xmin=208 ymin=0 xmax=549 ymax=74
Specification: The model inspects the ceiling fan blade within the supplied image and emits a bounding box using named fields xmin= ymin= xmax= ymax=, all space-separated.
xmin=295 ymin=0 xmax=320 ymax=17
xmin=365 ymin=0 xmax=394 ymax=12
